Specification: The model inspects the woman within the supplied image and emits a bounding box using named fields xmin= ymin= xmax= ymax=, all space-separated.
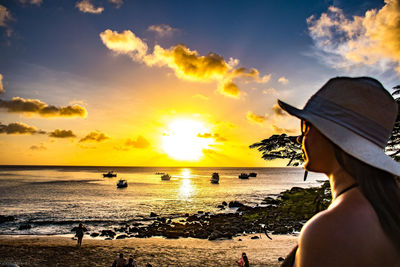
xmin=278 ymin=77 xmax=400 ymax=266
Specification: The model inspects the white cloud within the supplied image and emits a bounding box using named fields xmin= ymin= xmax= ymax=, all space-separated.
xmin=307 ymin=0 xmax=400 ymax=74
xmin=278 ymin=77 xmax=289 ymax=84
xmin=147 ymin=24 xmax=177 ymax=37
xmin=76 ymin=0 xmax=104 ymax=14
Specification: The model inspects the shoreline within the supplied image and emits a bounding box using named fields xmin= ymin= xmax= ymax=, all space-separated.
xmin=0 ymin=234 xmax=297 ymax=266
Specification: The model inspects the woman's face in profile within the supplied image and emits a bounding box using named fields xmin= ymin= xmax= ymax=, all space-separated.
xmin=301 ymin=122 xmax=336 ymax=174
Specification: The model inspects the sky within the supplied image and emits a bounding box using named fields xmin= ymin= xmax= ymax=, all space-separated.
xmin=0 ymin=0 xmax=399 ymax=166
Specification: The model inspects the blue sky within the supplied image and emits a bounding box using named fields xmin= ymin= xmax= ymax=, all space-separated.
xmin=0 ymin=0 xmax=399 ymax=166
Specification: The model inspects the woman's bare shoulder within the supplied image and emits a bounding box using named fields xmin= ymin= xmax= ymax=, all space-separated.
xmin=296 ymin=192 xmax=398 ymax=266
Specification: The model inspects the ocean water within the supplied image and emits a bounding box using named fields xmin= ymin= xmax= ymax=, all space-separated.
xmin=0 ymin=166 xmax=326 ymax=235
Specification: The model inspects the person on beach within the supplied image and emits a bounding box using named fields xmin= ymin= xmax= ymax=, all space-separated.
xmin=277 ymin=77 xmax=400 ymax=266
xmin=237 ymin=252 xmax=249 ymax=267
xmin=73 ymin=223 xmax=87 ymax=247
xmin=112 ymin=253 xmax=126 ymax=267
xmin=125 ymin=257 xmax=137 ymax=267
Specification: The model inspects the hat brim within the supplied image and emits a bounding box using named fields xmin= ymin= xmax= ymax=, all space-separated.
xmin=278 ymin=100 xmax=400 ymax=177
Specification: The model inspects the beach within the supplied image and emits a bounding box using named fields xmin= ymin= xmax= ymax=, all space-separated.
xmin=0 ymin=234 xmax=297 ymax=266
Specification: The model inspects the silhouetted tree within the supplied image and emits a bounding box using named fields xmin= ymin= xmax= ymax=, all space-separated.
xmin=249 ymin=134 xmax=302 ymax=166
xmin=386 ymin=85 xmax=400 ymax=161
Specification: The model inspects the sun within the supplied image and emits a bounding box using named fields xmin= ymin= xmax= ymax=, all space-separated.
xmin=162 ymin=118 xmax=213 ymax=161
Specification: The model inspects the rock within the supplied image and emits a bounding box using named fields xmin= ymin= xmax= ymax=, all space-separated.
xmin=150 ymin=212 xmax=158 ymax=217
xmin=217 ymin=205 xmax=225 ymax=209
xmin=184 ymin=213 xmax=189 ymax=217
xmin=238 ymin=238 xmax=242 ymax=241
xmin=228 ymin=201 xmax=245 ymax=208
xmin=186 ymin=215 xmax=198 ymax=222
xmin=105 ymin=237 xmax=113 ymax=240
xmin=0 ymin=215 xmax=15 ymax=224
xmin=90 ymin=232 xmax=99 ymax=237
xmin=208 ymin=230 xmax=223 ymax=240
xmin=100 ymin=230 xmax=116 ymax=237
xmin=278 ymin=257 xmax=285 ymax=262
xmin=222 ymin=201 xmax=227 ymax=206
xmin=197 ymin=211 xmax=204 ymax=214
xmin=116 ymin=234 xmax=128 ymax=239
xmin=18 ymin=224 xmax=31 ymax=230
xmin=251 ymin=236 xmax=259 ymax=239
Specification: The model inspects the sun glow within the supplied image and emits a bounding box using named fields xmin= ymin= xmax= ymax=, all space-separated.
xmin=162 ymin=119 xmax=213 ymax=161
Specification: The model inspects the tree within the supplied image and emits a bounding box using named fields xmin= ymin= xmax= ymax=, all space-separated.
xmin=251 ymin=85 xmax=400 ymax=164
xmin=249 ymin=134 xmax=303 ymax=166
xmin=386 ymin=85 xmax=400 ymax=161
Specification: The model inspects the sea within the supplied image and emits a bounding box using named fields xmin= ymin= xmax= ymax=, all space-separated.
xmin=0 ymin=166 xmax=327 ymax=236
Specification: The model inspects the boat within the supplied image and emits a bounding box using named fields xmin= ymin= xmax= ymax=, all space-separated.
xmin=211 ymin=173 xmax=219 ymax=184
xmin=155 ymin=172 xmax=165 ymax=175
xmin=238 ymin=173 xmax=249 ymax=179
xmin=103 ymin=171 xmax=117 ymax=178
xmin=161 ymin=174 xmax=171 ymax=180
xmin=117 ymin=179 xmax=128 ymax=188
xmin=249 ymin=172 xmax=257 ymax=177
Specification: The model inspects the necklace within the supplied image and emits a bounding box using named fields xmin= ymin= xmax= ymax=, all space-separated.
xmin=336 ymin=183 xmax=359 ymax=198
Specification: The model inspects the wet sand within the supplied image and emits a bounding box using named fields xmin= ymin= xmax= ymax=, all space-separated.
xmin=0 ymin=234 xmax=297 ymax=266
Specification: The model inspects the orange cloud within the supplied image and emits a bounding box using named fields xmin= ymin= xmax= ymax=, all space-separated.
xmin=0 ymin=122 xmax=46 ymax=135
xmin=0 ymin=74 xmax=4 ymax=94
xmin=76 ymin=0 xmax=104 ymax=14
xmin=18 ymin=0 xmax=42 ymax=5
xmin=99 ymin=29 xmax=271 ymax=98
xmin=0 ymin=5 xmax=13 ymax=28
xmin=108 ymin=0 xmax=123 ymax=8
xmin=48 ymin=129 xmax=77 ymax=138
xmin=197 ymin=133 xmax=227 ymax=142
xmin=125 ymin=136 xmax=150 ymax=149
xmin=278 ymin=77 xmax=289 ymax=85
xmin=272 ymin=103 xmax=287 ymax=116
xmin=30 ymin=143 xmax=46 ymax=150
xmin=307 ymin=0 xmax=400 ymax=73
xmin=247 ymin=111 xmax=267 ymax=124
xmin=272 ymin=125 xmax=296 ymax=134
xmin=79 ymin=131 xmax=110 ymax=143
xmin=0 ymin=97 xmax=87 ymax=117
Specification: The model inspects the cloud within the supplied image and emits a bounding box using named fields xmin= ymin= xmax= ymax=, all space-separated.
xmin=30 ymin=143 xmax=46 ymax=150
xmin=0 ymin=97 xmax=87 ymax=117
xmin=18 ymin=0 xmax=42 ymax=5
xmin=307 ymin=1 xmax=400 ymax=73
xmin=272 ymin=124 xmax=296 ymax=134
xmin=192 ymin=94 xmax=209 ymax=100
xmin=0 ymin=74 xmax=4 ymax=94
xmin=197 ymin=133 xmax=227 ymax=142
xmin=247 ymin=111 xmax=267 ymax=124
xmin=108 ymin=0 xmax=123 ymax=8
xmin=262 ymin=87 xmax=278 ymax=96
xmin=0 ymin=122 xmax=46 ymax=135
xmin=125 ymin=136 xmax=150 ymax=149
xmin=272 ymin=103 xmax=287 ymax=116
xmin=278 ymin=77 xmax=289 ymax=85
xmin=147 ymin=24 xmax=177 ymax=37
xmin=79 ymin=131 xmax=110 ymax=143
xmin=100 ymin=29 xmax=148 ymax=60
xmin=76 ymin=0 xmax=104 ymax=14
xmin=99 ymin=29 xmax=271 ymax=98
xmin=0 ymin=5 xmax=13 ymax=28
xmin=48 ymin=129 xmax=77 ymax=138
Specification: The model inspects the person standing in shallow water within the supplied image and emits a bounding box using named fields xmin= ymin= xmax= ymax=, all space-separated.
xmin=74 ymin=223 xmax=87 ymax=247
xmin=237 ymin=252 xmax=249 ymax=267
xmin=277 ymin=77 xmax=400 ymax=266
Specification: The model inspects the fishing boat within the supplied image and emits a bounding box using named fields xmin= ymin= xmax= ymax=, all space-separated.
xmin=238 ymin=173 xmax=249 ymax=179
xmin=249 ymin=172 xmax=257 ymax=177
xmin=211 ymin=173 xmax=219 ymax=184
xmin=117 ymin=179 xmax=128 ymax=188
xmin=103 ymin=171 xmax=117 ymax=178
xmin=161 ymin=174 xmax=171 ymax=180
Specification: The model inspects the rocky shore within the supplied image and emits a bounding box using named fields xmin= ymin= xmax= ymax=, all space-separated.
xmin=1 ymin=181 xmax=331 ymax=241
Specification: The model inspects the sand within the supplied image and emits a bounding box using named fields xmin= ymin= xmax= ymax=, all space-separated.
xmin=0 ymin=234 xmax=297 ymax=266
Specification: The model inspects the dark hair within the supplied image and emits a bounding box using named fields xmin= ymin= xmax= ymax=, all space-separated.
xmin=333 ymin=144 xmax=400 ymax=250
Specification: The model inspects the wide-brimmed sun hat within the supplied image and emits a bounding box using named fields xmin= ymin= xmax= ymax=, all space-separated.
xmin=278 ymin=76 xmax=400 ymax=177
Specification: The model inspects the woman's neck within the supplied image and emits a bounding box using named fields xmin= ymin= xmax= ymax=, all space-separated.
xmin=328 ymin=167 xmax=357 ymax=200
